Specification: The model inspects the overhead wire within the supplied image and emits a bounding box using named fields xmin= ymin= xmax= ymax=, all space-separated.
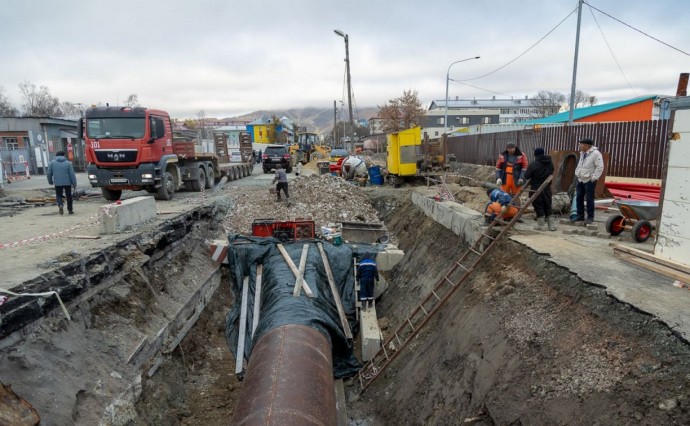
xmin=586 ymin=2 xmax=636 ymax=96
xmin=584 ymin=1 xmax=690 ymax=57
xmin=448 ymin=78 xmax=515 ymax=98
xmin=458 ymin=6 xmax=578 ymax=82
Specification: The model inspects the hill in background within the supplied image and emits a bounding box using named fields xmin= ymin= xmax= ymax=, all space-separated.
xmin=223 ymin=106 xmax=379 ymax=135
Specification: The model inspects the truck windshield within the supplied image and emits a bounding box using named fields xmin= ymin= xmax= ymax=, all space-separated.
xmin=86 ymin=118 xmax=146 ymax=139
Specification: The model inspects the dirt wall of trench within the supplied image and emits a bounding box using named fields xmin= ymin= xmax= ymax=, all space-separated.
xmin=355 ymin=191 xmax=690 ymax=425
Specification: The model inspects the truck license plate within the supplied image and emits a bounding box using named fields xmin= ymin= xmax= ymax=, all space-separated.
xmin=110 ymin=178 xmax=129 ymax=184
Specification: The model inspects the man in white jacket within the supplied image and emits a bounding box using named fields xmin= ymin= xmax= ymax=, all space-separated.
xmin=573 ymin=138 xmax=604 ymax=224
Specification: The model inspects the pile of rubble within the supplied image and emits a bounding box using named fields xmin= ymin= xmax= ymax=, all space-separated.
xmin=222 ymin=174 xmax=382 ymax=235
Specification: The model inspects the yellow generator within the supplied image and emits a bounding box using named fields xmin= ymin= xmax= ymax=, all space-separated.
xmin=386 ymin=127 xmax=421 ymax=186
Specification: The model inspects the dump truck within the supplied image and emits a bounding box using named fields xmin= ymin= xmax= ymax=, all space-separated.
xmin=80 ymin=106 xmax=253 ymax=201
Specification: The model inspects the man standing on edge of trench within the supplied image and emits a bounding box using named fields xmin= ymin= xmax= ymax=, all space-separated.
xmin=495 ymin=141 xmax=529 ymax=197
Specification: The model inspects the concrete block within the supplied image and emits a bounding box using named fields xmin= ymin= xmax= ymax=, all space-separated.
xmin=360 ymin=306 xmax=381 ymax=362
xmin=377 ymin=249 xmax=404 ymax=271
xmin=562 ymin=229 xmax=576 ymax=235
xmin=597 ymin=233 xmax=612 ymax=239
xmin=100 ymin=196 xmax=157 ymax=234
xmin=586 ymin=224 xmax=599 ymax=230
xmin=586 ymin=230 xmax=599 ymax=236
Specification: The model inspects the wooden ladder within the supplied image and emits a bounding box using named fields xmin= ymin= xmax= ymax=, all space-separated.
xmin=356 ymin=177 xmax=552 ymax=392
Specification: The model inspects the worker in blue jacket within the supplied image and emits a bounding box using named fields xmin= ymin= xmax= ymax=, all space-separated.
xmin=485 ymin=188 xmax=518 ymax=223
xmin=357 ymin=252 xmax=379 ymax=309
xmin=47 ymin=151 xmax=77 ymax=215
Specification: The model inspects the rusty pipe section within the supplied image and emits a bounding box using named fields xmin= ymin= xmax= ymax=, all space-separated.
xmin=230 ymin=324 xmax=337 ymax=426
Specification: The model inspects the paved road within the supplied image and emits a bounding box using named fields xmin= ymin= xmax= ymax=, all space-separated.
xmin=2 ymin=162 xmax=310 ymax=195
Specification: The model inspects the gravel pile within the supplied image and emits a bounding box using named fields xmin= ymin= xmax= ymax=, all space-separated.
xmin=222 ymin=174 xmax=382 ymax=235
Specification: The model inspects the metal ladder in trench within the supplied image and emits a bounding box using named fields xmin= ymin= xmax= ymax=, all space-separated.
xmin=356 ymin=177 xmax=553 ymax=392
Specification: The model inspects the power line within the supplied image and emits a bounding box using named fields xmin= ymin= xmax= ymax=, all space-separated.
xmin=585 ymin=1 xmax=690 ymax=57
xmin=586 ymin=3 xmax=636 ymax=96
xmin=449 ymin=78 xmax=515 ymax=98
xmin=459 ymin=6 xmax=577 ymax=82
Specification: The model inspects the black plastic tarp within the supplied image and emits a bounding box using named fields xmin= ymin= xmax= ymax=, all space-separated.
xmin=224 ymin=234 xmax=381 ymax=379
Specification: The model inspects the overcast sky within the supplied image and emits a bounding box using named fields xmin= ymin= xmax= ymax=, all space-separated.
xmin=2 ymin=0 xmax=689 ymax=119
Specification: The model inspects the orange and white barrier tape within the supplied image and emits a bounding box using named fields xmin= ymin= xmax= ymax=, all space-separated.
xmin=0 ymin=202 xmax=117 ymax=250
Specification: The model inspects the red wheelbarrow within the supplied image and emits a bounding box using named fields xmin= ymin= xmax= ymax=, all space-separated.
xmin=606 ymin=199 xmax=659 ymax=243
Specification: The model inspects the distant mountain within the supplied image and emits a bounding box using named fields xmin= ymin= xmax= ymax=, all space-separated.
xmin=223 ymin=107 xmax=379 ymax=135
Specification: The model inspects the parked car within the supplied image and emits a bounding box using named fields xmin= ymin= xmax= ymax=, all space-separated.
xmin=229 ymin=150 xmax=243 ymax=163
xmin=262 ymin=145 xmax=292 ymax=173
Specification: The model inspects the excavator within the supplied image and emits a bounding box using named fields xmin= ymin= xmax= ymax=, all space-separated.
xmin=289 ymin=132 xmax=331 ymax=165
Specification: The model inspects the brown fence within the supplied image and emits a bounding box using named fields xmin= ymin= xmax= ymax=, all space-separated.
xmin=447 ymin=120 xmax=669 ymax=179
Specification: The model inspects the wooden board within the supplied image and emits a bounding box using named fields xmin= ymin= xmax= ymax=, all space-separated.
xmin=610 ymin=242 xmax=690 ymax=275
xmin=318 ymin=243 xmax=353 ymax=340
xmin=613 ymin=252 xmax=690 ymax=283
xmin=252 ymin=264 xmax=262 ymax=338
xmin=276 ymin=244 xmax=315 ymax=298
xmin=235 ymin=276 xmax=249 ymax=375
xmin=67 ymin=235 xmax=101 ymax=240
xmin=293 ymin=244 xmax=310 ymax=297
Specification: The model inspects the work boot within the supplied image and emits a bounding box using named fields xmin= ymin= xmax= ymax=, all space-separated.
xmin=546 ymin=216 xmax=557 ymax=231
xmin=58 ymin=206 xmax=64 ymax=215
xmin=534 ymin=217 xmax=546 ymax=231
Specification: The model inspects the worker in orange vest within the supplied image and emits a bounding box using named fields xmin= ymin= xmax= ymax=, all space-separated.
xmin=495 ymin=142 xmax=529 ymax=197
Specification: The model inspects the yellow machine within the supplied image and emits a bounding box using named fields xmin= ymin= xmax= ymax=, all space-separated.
xmin=386 ymin=127 xmax=421 ymax=186
xmin=289 ymin=132 xmax=331 ymax=165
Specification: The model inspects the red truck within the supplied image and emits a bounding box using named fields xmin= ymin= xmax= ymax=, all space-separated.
xmin=79 ymin=106 xmax=253 ymax=200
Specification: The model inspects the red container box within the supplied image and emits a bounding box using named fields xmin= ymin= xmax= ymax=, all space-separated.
xmin=251 ymin=219 xmax=315 ymax=240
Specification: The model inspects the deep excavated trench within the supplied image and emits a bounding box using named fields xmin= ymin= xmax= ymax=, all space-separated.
xmin=129 ymin=189 xmax=690 ymax=425
xmin=4 ymin=184 xmax=689 ymax=425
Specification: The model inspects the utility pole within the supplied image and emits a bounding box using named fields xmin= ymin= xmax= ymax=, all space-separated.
xmin=333 ymin=100 xmax=337 ymax=146
xmin=334 ymin=29 xmax=354 ymax=151
xmin=568 ymin=0 xmax=584 ymax=125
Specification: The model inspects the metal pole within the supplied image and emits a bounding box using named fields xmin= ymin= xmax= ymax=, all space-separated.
xmin=335 ymin=29 xmax=355 ymax=151
xmin=333 ymin=100 xmax=337 ymax=146
xmin=568 ymin=0 xmax=584 ymax=125
xmin=444 ymin=56 xmax=480 ymax=134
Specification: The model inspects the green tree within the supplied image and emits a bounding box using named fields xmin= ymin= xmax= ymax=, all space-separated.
xmin=377 ymin=89 xmax=425 ymax=133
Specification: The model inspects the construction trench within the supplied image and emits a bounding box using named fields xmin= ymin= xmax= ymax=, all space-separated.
xmin=2 ymin=166 xmax=690 ymax=425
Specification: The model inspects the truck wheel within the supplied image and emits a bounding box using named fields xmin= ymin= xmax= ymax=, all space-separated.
xmin=246 ymin=164 xmax=252 ymax=175
xmin=155 ymin=172 xmax=174 ymax=201
xmin=101 ymin=187 xmax=122 ymax=201
xmin=191 ymin=168 xmax=205 ymax=192
xmin=263 ymin=168 xmax=270 ymax=174
xmin=205 ymin=166 xmax=214 ymax=189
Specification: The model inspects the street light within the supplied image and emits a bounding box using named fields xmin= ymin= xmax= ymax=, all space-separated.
xmin=334 ymin=29 xmax=354 ymax=150
xmin=445 ymin=56 xmax=480 ymax=134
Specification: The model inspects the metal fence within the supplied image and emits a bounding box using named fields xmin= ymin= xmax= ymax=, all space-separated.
xmin=447 ymin=120 xmax=669 ymax=179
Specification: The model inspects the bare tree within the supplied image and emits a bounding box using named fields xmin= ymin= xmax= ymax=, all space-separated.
xmin=19 ymin=81 xmax=62 ymax=117
xmin=530 ymin=90 xmax=566 ymax=117
xmin=0 ymin=87 xmax=19 ymax=117
xmin=377 ymin=89 xmax=426 ymax=133
xmin=569 ymin=89 xmax=597 ymax=109
xmin=60 ymin=102 xmax=84 ymax=119
xmin=123 ymin=94 xmax=139 ymax=107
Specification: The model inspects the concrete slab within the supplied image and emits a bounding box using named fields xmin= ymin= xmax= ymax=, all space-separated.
xmin=377 ymin=248 xmax=404 ymax=271
xmin=360 ymin=306 xmax=381 ymax=362
xmin=510 ymin=233 xmax=690 ymax=341
xmin=100 ymin=196 xmax=157 ymax=234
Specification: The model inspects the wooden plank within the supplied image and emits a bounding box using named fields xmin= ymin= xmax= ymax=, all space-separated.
xmin=613 ymin=252 xmax=690 ymax=283
xmin=293 ymin=244 xmax=310 ymax=297
xmin=67 ymin=235 xmax=101 ymax=239
xmin=317 ymin=243 xmax=353 ymax=340
xmin=276 ymin=244 xmax=315 ymax=298
xmin=610 ymin=243 xmax=690 ymax=274
xmin=235 ymin=276 xmax=249 ymax=375
xmin=252 ymin=264 xmax=263 ymax=338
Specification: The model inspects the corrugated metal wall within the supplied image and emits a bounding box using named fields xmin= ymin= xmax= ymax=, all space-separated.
xmin=448 ymin=120 xmax=669 ymax=179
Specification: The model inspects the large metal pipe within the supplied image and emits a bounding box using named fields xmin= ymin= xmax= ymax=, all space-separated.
xmin=231 ymin=324 xmax=337 ymax=426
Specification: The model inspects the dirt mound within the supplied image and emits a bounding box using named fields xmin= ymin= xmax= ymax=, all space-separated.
xmin=349 ymin=192 xmax=690 ymax=425
xmin=223 ymin=174 xmax=382 ymax=235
